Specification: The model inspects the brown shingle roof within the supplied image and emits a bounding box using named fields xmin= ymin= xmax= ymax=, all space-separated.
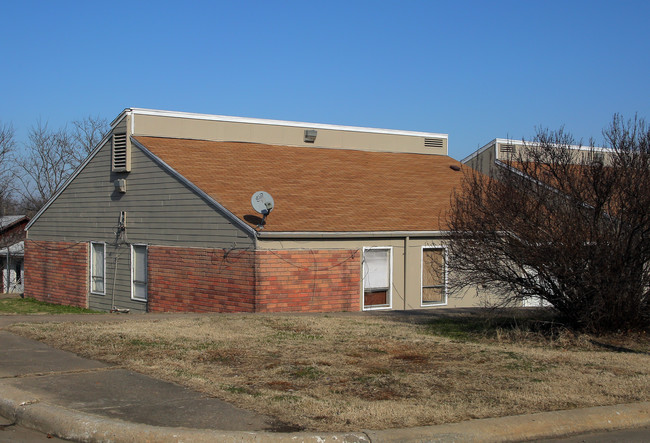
xmin=134 ymin=136 xmax=465 ymax=233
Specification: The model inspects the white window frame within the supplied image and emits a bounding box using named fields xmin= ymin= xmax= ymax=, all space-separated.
xmin=420 ymin=246 xmax=448 ymax=307
xmin=362 ymin=246 xmax=393 ymax=311
xmin=131 ymin=244 xmax=148 ymax=302
xmin=90 ymin=242 xmax=106 ymax=295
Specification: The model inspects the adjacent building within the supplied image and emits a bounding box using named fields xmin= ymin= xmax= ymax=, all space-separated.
xmin=1 ymin=215 xmax=29 ymax=293
xmin=461 ymin=138 xmax=611 ymax=178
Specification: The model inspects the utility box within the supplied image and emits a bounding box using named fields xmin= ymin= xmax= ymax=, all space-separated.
xmin=115 ymin=179 xmax=127 ymax=193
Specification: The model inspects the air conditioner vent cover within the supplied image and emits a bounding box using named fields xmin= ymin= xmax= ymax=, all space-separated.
xmin=424 ymin=138 xmax=444 ymax=148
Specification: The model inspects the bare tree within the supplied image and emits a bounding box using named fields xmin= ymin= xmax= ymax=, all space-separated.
xmin=445 ymin=115 xmax=650 ymax=332
xmin=0 ymin=122 xmax=16 ymax=217
xmin=70 ymin=115 xmax=109 ymax=165
xmin=17 ymin=121 xmax=78 ymax=213
xmin=16 ymin=116 xmax=109 ymax=214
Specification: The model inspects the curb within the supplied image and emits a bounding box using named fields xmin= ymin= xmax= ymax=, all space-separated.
xmin=1 ymin=383 xmax=649 ymax=442
xmin=367 ymin=402 xmax=650 ymax=442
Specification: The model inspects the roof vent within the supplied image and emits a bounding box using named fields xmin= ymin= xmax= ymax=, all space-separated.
xmin=112 ymin=133 xmax=130 ymax=172
xmin=424 ymin=138 xmax=444 ymax=149
xmin=304 ymin=129 xmax=317 ymax=143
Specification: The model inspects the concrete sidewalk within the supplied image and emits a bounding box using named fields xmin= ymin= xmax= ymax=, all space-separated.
xmin=1 ymin=317 xmax=649 ymax=442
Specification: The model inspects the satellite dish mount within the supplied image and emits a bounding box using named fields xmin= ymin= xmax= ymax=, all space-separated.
xmin=251 ymin=191 xmax=274 ymax=229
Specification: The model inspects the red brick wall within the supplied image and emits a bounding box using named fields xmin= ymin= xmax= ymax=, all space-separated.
xmin=24 ymin=242 xmax=362 ymax=313
xmin=1 ymin=219 xmax=27 ymax=245
xmin=255 ymin=249 xmax=361 ymax=312
xmin=147 ymin=246 xmax=256 ymax=313
xmin=24 ymin=240 xmax=88 ymax=308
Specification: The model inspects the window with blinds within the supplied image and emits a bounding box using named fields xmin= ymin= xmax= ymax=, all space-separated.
xmin=131 ymin=244 xmax=148 ymax=301
xmin=363 ymin=247 xmax=391 ymax=309
xmin=422 ymin=247 xmax=447 ymax=305
xmin=90 ymin=242 xmax=105 ymax=295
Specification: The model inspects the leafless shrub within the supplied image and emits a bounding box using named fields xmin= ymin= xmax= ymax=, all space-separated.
xmin=446 ymin=115 xmax=650 ymax=333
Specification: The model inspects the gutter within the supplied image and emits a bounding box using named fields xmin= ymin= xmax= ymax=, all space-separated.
xmin=256 ymin=230 xmax=448 ymax=239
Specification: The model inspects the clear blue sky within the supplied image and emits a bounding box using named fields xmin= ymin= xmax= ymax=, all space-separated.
xmin=2 ymin=0 xmax=649 ymax=160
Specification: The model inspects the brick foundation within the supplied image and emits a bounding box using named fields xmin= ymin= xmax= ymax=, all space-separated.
xmin=24 ymin=240 xmax=89 ymax=308
xmin=147 ymin=246 xmax=256 ymax=313
xmin=255 ymin=249 xmax=361 ymax=312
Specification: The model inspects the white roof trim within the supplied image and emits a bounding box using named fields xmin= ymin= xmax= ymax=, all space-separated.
xmin=257 ymin=230 xmax=448 ymax=239
xmin=125 ymin=107 xmax=448 ymax=140
xmin=492 ymin=138 xmax=608 ymax=152
xmin=130 ymin=138 xmax=257 ymax=238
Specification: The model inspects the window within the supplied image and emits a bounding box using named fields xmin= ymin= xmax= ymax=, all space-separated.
xmin=131 ymin=244 xmax=148 ymax=301
xmin=421 ymin=247 xmax=447 ymax=306
xmin=363 ymin=247 xmax=392 ymax=309
xmin=90 ymin=242 xmax=105 ymax=294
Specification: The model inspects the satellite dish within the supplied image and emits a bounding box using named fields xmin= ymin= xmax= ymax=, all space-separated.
xmin=251 ymin=191 xmax=274 ymax=228
xmin=251 ymin=191 xmax=274 ymax=215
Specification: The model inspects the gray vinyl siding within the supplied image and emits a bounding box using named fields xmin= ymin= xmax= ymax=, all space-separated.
xmin=28 ymin=135 xmax=255 ymax=312
xmin=28 ymin=138 xmax=253 ymax=246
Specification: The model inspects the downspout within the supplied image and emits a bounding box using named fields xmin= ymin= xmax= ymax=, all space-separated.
xmin=252 ymin=230 xmax=259 ymax=313
xmin=404 ymin=236 xmax=409 ymax=311
xmin=5 ymin=248 xmax=9 ymax=293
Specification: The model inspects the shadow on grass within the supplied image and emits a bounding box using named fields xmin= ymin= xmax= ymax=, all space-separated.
xmin=378 ymin=308 xmax=650 ymax=354
xmin=588 ymin=339 xmax=650 ymax=355
xmin=375 ymin=307 xmax=567 ymax=342
xmin=0 ymin=297 xmax=101 ymax=315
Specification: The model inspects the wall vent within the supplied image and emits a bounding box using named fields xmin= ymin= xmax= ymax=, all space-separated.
xmin=304 ymin=129 xmax=317 ymax=143
xmin=424 ymin=138 xmax=444 ymax=149
xmin=112 ymin=133 xmax=130 ymax=172
xmin=499 ymin=144 xmax=516 ymax=155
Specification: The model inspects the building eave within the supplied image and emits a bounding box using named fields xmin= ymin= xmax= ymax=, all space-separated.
xmin=256 ymin=230 xmax=448 ymax=239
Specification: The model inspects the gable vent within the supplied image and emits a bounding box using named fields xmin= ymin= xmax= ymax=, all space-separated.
xmin=424 ymin=138 xmax=444 ymax=149
xmin=112 ymin=133 xmax=130 ymax=172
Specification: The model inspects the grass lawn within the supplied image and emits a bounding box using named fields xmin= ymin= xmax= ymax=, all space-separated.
xmin=8 ymin=310 xmax=650 ymax=431
xmin=0 ymin=297 xmax=100 ymax=314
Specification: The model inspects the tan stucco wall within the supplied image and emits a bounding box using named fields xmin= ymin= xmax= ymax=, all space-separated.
xmin=257 ymin=237 xmax=491 ymax=311
xmin=130 ymin=113 xmax=448 ymax=156
xmin=464 ymin=143 xmax=497 ymax=177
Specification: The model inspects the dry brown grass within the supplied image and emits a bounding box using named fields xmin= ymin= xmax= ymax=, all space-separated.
xmin=8 ymin=311 xmax=650 ymax=432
